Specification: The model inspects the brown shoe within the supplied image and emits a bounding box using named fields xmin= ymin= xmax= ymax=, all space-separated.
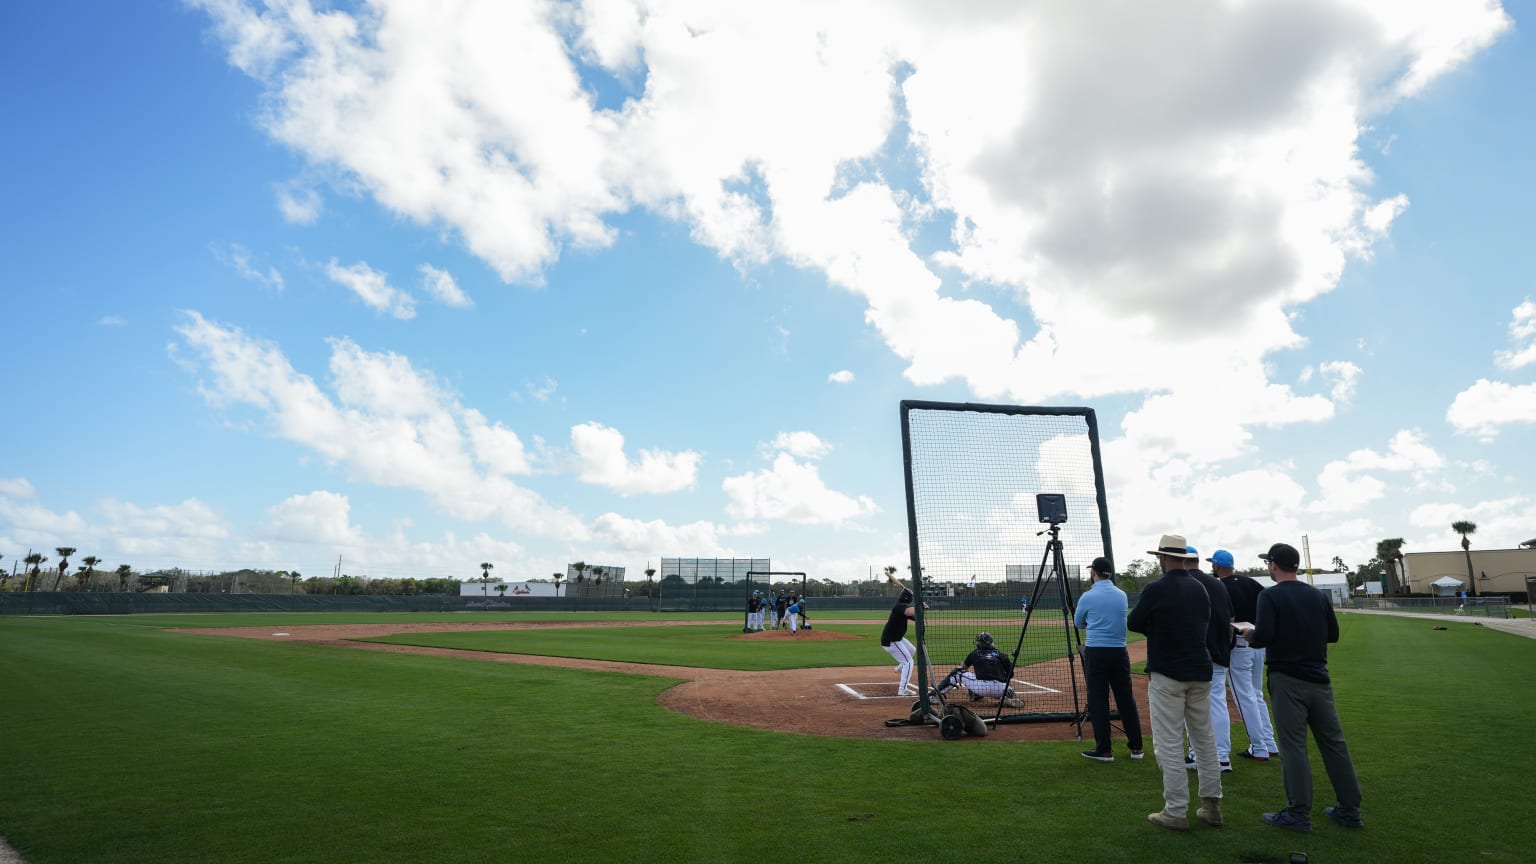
xmin=1196 ymin=797 xmax=1224 ymax=828
xmin=1148 ymin=810 xmax=1189 ymax=832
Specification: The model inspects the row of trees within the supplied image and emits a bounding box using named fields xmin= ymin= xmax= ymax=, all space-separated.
xmin=0 ymin=547 xmax=134 ymax=593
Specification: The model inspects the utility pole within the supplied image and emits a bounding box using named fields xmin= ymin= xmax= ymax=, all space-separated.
xmin=1302 ymin=534 xmax=1314 ymax=586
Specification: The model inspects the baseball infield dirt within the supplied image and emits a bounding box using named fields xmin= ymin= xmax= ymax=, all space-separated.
xmin=176 ymin=619 xmax=1159 ymax=742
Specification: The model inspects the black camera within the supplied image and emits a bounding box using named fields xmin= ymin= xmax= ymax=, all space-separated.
xmin=1036 ymin=493 xmax=1067 ymax=525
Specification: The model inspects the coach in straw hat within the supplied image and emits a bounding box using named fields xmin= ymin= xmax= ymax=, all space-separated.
xmin=1127 ymin=534 xmax=1224 ymax=831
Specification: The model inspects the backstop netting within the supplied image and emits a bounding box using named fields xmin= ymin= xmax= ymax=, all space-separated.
xmin=900 ymin=401 xmax=1114 ymax=723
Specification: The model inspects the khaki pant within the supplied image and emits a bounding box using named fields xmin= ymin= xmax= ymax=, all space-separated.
xmin=1148 ymin=672 xmax=1222 ymax=817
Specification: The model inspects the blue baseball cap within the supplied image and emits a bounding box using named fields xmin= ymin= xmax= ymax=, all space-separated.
xmin=1185 ymin=545 xmax=1198 ymax=557
xmin=1207 ymin=549 xmax=1235 ymax=569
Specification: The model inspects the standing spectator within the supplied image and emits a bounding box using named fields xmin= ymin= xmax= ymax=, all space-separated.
xmin=1074 ymin=557 xmax=1145 ymax=762
xmin=774 ymin=592 xmax=789 ymax=629
xmin=1239 ymin=543 xmax=1364 ymax=833
xmin=1184 ymin=545 xmax=1235 ymax=773
xmin=1127 ymin=534 xmax=1223 ymax=831
xmin=1214 ymin=550 xmax=1278 ymax=761
xmin=881 ymin=588 xmax=919 ymax=697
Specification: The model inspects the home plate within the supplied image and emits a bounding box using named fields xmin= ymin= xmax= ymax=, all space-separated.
xmin=271 ymin=632 xmax=290 ymax=637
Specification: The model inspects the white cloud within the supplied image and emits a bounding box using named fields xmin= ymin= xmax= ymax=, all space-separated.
xmin=827 ymin=369 xmax=854 ymax=383
xmin=523 ymin=376 xmax=558 ymax=403
xmin=570 ymin=422 xmax=700 ymax=494
xmin=325 ymin=259 xmax=416 ymax=319
xmin=419 ymin=264 xmax=473 ymax=308
xmin=214 ymin=241 xmax=285 ymax=291
xmin=173 ymin=311 xmax=588 ymax=540
xmin=1311 ymin=429 xmax=1444 ymax=514
xmin=766 ymin=431 xmax=831 ymax=460
xmin=98 ymin=316 xmax=126 ymax=327
xmin=0 ymin=478 xmax=38 ymax=499
xmin=262 ymin=490 xmax=361 ymax=546
xmin=97 ymin=497 xmax=230 ymax=561
xmin=1495 ymin=298 xmax=1536 ymax=370
xmin=590 ymin=512 xmax=725 ymax=554
xmin=1407 ymin=495 xmax=1536 ymax=553
xmin=276 ymin=182 xmax=323 ymax=224
xmin=189 ymin=1 xmax=1511 ymax=447
xmin=1447 ymin=379 xmax=1536 ymax=440
xmin=1319 ymin=360 xmax=1363 ymax=405
xmin=722 ymin=452 xmax=877 ymax=525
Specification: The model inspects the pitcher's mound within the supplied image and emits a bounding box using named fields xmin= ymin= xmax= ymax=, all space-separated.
xmin=734 ymin=628 xmax=856 ymax=641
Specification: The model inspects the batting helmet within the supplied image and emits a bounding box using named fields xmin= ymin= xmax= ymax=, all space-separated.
xmin=898 ymin=588 xmax=914 ymax=603
xmin=975 ymin=631 xmax=994 ymax=650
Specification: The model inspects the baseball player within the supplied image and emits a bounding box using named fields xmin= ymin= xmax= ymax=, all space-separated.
xmin=881 ymin=588 xmax=920 ymax=696
xmin=774 ymin=592 xmax=789 ymax=629
xmin=784 ymin=597 xmax=802 ymax=634
xmin=936 ymin=632 xmax=1021 ymax=705
xmin=747 ymin=591 xmax=764 ymax=631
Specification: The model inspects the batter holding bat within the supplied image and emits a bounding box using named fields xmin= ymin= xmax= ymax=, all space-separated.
xmin=880 ymin=569 xmax=925 ymax=696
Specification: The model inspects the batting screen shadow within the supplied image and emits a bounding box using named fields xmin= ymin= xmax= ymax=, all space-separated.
xmin=900 ymin=401 xmax=1114 ymax=724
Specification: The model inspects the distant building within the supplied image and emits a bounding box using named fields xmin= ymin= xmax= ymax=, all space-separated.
xmin=1402 ymin=548 xmax=1536 ymax=595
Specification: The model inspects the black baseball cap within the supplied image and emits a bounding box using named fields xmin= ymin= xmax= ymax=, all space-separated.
xmin=1259 ymin=543 xmax=1301 ymax=571
xmin=1089 ymin=556 xmax=1114 ymax=577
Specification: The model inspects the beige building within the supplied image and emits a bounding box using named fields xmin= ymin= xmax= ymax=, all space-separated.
xmin=1401 ymin=548 xmax=1536 ymax=595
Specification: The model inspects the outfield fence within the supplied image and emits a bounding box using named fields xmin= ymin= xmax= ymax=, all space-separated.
xmin=1344 ymin=595 xmax=1511 ymax=618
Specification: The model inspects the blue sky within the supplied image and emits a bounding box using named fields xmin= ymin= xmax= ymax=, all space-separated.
xmin=2 ymin=0 xmax=1533 ymax=585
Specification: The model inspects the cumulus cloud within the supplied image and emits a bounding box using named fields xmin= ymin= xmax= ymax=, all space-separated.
xmin=325 ymin=259 xmax=416 ymax=319
xmin=263 ymin=490 xmax=363 ymax=546
xmin=570 ymin=422 xmax=700 ymax=494
xmin=722 ymin=452 xmax=877 ymax=525
xmin=187 ymin=0 xmax=1510 ymax=459
xmin=1311 ymin=429 xmax=1444 ymax=514
xmin=1407 ymin=495 xmax=1536 ymax=552
xmin=97 ymin=497 xmax=230 ymax=561
xmin=828 ymin=369 xmax=854 ymax=383
xmin=419 ymin=264 xmax=473 ymax=308
xmin=766 ymin=431 xmax=831 ymax=460
xmin=1319 ymin=360 xmax=1363 ymax=405
xmin=173 ymin=311 xmax=588 ymax=539
xmin=1495 ymin=298 xmax=1536 ymax=370
xmin=1447 ymin=379 xmax=1536 ymax=440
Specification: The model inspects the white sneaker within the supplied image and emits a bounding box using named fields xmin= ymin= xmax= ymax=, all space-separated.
xmin=899 ymin=687 xmax=917 ymax=696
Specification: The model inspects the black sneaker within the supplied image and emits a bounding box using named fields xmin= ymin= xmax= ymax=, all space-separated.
xmin=1324 ymin=806 xmax=1364 ymax=829
xmin=1238 ymin=749 xmax=1269 ymax=762
xmin=1263 ymin=810 xmax=1313 ymax=833
xmin=1081 ymin=750 xmax=1114 ymax=763
xmin=1184 ymin=755 xmax=1196 ymax=770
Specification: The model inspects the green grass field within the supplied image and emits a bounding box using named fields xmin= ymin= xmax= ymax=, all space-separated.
xmin=1 ymin=611 xmax=1531 ymax=863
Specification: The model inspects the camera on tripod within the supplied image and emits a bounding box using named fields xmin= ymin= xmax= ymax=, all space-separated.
xmin=1036 ymin=493 xmax=1067 ymax=525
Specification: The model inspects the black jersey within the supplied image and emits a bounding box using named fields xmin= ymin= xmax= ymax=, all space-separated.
xmin=880 ymin=602 xmax=911 ymax=646
xmin=965 ymin=648 xmax=1014 ymax=682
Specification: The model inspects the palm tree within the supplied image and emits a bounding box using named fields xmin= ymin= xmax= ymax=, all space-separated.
xmin=24 ymin=553 xmax=46 ymax=592
xmin=53 ymin=547 xmax=77 ymax=591
xmin=115 ymin=564 xmax=132 ymax=592
xmin=591 ymin=566 xmax=605 ymax=594
xmin=289 ymin=570 xmax=302 ymax=593
xmin=552 ymin=571 xmax=564 ymax=597
xmin=1451 ymin=521 xmax=1478 ymax=597
xmin=479 ymin=562 xmax=494 ymax=595
xmin=1375 ymin=538 xmax=1405 ymax=594
xmin=496 ymin=583 xmax=508 ymax=598
xmin=79 ymin=556 xmax=101 ymax=591
xmin=572 ymin=561 xmax=587 ymax=596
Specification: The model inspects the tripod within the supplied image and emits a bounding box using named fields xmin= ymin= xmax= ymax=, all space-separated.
xmin=1006 ymin=521 xmax=1089 ymax=734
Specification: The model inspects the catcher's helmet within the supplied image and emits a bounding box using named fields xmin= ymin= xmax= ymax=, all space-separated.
xmin=898 ymin=588 xmax=914 ymax=603
xmin=975 ymin=631 xmax=994 ymax=650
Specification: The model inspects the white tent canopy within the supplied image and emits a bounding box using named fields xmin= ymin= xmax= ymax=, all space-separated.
xmin=1429 ymin=576 xmax=1465 ymax=597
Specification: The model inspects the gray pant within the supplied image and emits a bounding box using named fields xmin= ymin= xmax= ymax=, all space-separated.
xmin=1268 ymin=671 xmax=1362 ymax=815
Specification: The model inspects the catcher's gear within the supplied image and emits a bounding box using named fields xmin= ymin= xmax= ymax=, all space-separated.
xmin=975 ymin=631 xmax=994 ymax=650
xmin=898 ymin=588 xmax=913 ymax=603
xmin=952 ymin=704 xmax=989 ymax=737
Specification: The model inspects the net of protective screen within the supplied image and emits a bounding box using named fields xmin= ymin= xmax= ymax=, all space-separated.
xmin=901 ymin=402 xmax=1113 ymax=723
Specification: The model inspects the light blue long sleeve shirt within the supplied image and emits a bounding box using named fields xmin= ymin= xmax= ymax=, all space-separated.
xmin=1074 ymin=579 xmax=1129 ymax=648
